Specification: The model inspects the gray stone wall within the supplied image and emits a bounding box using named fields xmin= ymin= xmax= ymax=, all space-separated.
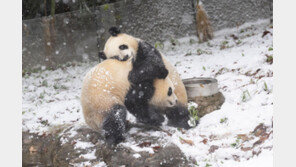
xmin=96 ymin=0 xmax=196 ymax=46
xmin=22 ymin=11 xmax=98 ymax=69
xmin=195 ymin=0 xmax=272 ymax=31
xmin=22 ymin=0 xmax=272 ymax=70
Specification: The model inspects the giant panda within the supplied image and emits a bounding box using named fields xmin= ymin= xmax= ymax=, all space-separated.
xmin=81 ymin=59 xmax=189 ymax=145
xmin=98 ymin=27 xmax=188 ymax=106
xmin=100 ymin=27 xmax=169 ymax=85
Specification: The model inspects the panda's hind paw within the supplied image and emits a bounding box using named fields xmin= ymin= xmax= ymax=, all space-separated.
xmin=105 ymin=134 xmax=125 ymax=146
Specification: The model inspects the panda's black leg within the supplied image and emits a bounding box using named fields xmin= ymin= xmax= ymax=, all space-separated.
xmin=102 ymin=105 xmax=127 ymax=145
xmin=125 ymin=82 xmax=164 ymax=126
xmin=165 ymin=104 xmax=193 ymax=129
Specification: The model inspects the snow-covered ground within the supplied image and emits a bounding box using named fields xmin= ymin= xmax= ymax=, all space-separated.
xmin=22 ymin=19 xmax=273 ymax=166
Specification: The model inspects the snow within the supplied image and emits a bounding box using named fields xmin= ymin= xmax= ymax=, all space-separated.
xmin=74 ymin=141 xmax=95 ymax=149
xmin=133 ymin=153 xmax=142 ymax=159
xmin=22 ymin=19 xmax=273 ymax=166
xmin=74 ymin=161 xmax=107 ymax=167
xmin=80 ymin=150 xmax=97 ymax=160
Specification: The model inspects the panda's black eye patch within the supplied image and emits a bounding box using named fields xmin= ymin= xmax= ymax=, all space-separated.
xmin=119 ymin=45 xmax=128 ymax=50
xmin=168 ymin=87 xmax=172 ymax=96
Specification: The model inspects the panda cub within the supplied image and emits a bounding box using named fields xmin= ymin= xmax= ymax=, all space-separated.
xmin=81 ymin=59 xmax=180 ymax=144
xmin=99 ymin=27 xmax=169 ymax=84
xmin=99 ymin=27 xmax=193 ymax=128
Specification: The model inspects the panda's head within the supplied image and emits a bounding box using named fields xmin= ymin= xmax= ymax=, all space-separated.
xmin=99 ymin=27 xmax=140 ymax=61
xmin=150 ymin=77 xmax=178 ymax=108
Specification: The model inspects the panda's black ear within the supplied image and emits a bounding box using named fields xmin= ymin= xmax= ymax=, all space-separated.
xmin=109 ymin=27 xmax=121 ymax=36
xmin=98 ymin=51 xmax=107 ymax=60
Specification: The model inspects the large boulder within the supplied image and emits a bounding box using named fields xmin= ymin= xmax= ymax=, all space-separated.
xmin=22 ymin=125 xmax=191 ymax=167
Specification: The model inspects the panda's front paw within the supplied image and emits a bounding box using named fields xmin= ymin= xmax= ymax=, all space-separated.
xmin=105 ymin=133 xmax=125 ymax=146
xmin=165 ymin=104 xmax=192 ymax=129
xmin=147 ymin=110 xmax=165 ymax=126
xmin=136 ymin=111 xmax=164 ymax=126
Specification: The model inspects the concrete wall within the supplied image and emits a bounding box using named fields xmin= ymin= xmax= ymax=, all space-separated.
xmin=22 ymin=11 xmax=99 ymax=69
xmin=22 ymin=0 xmax=272 ymax=70
xmin=195 ymin=0 xmax=272 ymax=31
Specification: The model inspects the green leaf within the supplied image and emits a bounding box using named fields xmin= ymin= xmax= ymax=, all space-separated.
xmin=202 ymin=66 xmax=206 ymax=71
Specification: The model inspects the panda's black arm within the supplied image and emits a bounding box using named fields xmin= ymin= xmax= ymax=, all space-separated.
xmin=129 ymin=41 xmax=168 ymax=83
xmin=125 ymin=97 xmax=165 ymax=126
xmin=128 ymin=62 xmax=168 ymax=84
xmin=130 ymin=104 xmax=165 ymax=126
xmin=124 ymin=82 xmax=164 ymax=126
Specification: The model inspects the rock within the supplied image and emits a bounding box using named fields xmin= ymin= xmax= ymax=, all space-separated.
xmin=193 ymin=92 xmax=225 ymax=117
xmin=22 ymin=125 xmax=191 ymax=166
xmin=209 ymin=145 xmax=219 ymax=153
xmin=97 ymin=137 xmax=188 ymax=167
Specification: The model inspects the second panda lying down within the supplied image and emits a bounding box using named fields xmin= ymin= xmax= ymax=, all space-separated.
xmin=81 ymin=59 xmax=191 ymax=144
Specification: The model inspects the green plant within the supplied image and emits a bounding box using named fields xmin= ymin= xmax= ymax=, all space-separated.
xmin=202 ymin=66 xmax=206 ymax=71
xmin=207 ymin=42 xmax=213 ymax=47
xmin=220 ymin=40 xmax=230 ymax=50
xmin=189 ymin=38 xmax=196 ymax=44
xmin=222 ymin=40 xmax=229 ymax=45
xmin=188 ymin=102 xmax=199 ymax=127
xmin=197 ymin=49 xmax=203 ymax=55
xmin=264 ymin=82 xmax=268 ymax=92
xmin=170 ymin=38 xmax=179 ymax=46
xmin=39 ymin=91 xmax=46 ymax=99
xmin=195 ymin=161 xmax=199 ymax=166
xmin=154 ymin=41 xmax=164 ymax=50
xmin=231 ymin=138 xmax=241 ymax=148
xmin=174 ymin=61 xmax=181 ymax=66
xmin=197 ymin=48 xmax=212 ymax=55
xmin=53 ymin=83 xmax=59 ymax=90
xmin=115 ymin=14 xmax=121 ymax=20
xmin=205 ymin=163 xmax=212 ymax=167
xmin=266 ymin=55 xmax=273 ymax=64
xmin=185 ymin=52 xmax=192 ymax=56
xmin=41 ymin=80 xmax=48 ymax=87
xmin=231 ymin=143 xmax=237 ymax=147
xmin=60 ymin=85 xmax=68 ymax=90
xmin=236 ymin=40 xmax=242 ymax=45
xmin=103 ymin=4 xmax=109 ymax=11
xmin=242 ymin=90 xmax=251 ymax=102
xmin=268 ymin=47 xmax=273 ymax=51
xmin=242 ymin=53 xmax=245 ymax=57
xmin=220 ymin=117 xmax=228 ymax=123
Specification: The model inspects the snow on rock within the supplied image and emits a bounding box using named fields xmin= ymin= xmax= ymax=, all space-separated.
xmin=22 ymin=19 xmax=273 ymax=166
xmin=133 ymin=153 xmax=142 ymax=159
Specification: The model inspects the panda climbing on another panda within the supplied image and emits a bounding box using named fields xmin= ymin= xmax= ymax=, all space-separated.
xmin=81 ymin=59 xmax=184 ymax=144
xmin=98 ymin=27 xmax=192 ymax=128
xmin=99 ymin=27 xmax=169 ymax=84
